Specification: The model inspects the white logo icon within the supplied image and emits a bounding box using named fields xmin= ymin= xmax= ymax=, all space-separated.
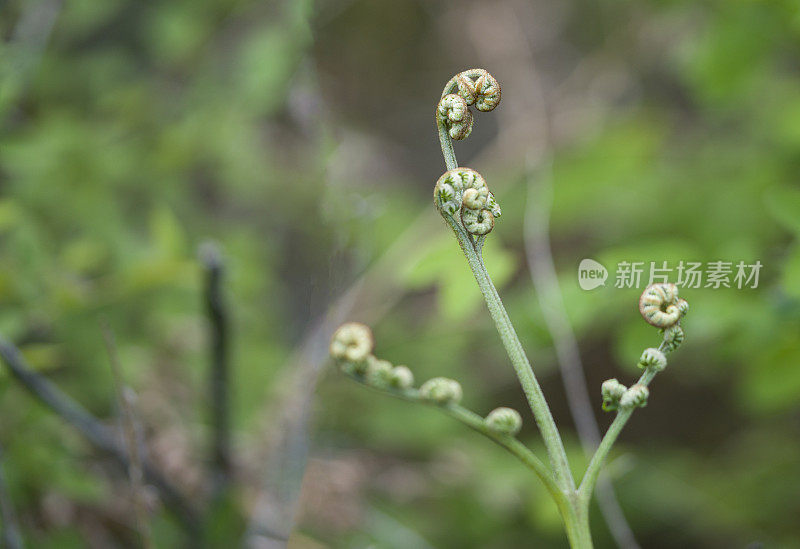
xmin=578 ymin=259 xmax=608 ymax=290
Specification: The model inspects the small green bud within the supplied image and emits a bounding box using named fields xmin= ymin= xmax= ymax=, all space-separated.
xmin=365 ymin=357 xmax=393 ymax=388
xmin=388 ymin=365 xmax=414 ymax=390
xmin=419 ymin=377 xmax=462 ymax=405
xmin=601 ymin=378 xmax=627 ymax=412
xmin=662 ymin=324 xmax=685 ymax=352
xmin=638 ymin=348 xmax=667 ymax=372
xmin=620 ymin=384 xmax=649 ymax=409
xmin=330 ymin=322 xmax=373 ymax=365
xmin=485 ymin=407 xmax=522 ymax=436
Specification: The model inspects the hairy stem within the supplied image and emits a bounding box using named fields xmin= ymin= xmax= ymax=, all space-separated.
xmin=562 ymin=501 xmax=593 ymax=549
xmin=443 ymin=215 xmax=574 ymax=490
xmin=437 ymin=96 xmax=574 ymax=490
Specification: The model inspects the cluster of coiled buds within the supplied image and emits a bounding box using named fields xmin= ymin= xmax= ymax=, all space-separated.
xmin=330 ymin=323 xmax=524 ymax=439
xmin=601 ymin=379 xmax=649 ymax=411
xmin=437 ymin=69 xmax=501 ymax=140
xmin=331 ymin=323 xmax=474 ymax=407
xmin=639 ymin=282 xmax=688 ymax=352
xmin=330 ymin=323 xmax=415 ymax=389
xmin=600 ymin=284 xmax=689 ymax=414
xmin=434 ymin=167 xmax=502 ymax=236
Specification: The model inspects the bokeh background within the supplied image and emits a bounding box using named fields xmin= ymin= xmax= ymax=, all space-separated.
xmin=2 ymin=0 xmax=800 ymax=547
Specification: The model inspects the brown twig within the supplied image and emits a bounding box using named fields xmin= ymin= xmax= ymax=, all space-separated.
xmin=199 ymin=241 xmax=232 ymax=499
xmin=99 ymin=320 xmax=154 ymax=549
xmin=0 ymin=335 xmax=201 ymax=533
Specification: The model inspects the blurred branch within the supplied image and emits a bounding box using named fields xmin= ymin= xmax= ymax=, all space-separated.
xmin=1 ymin=0 xmax=63 ymax=123
xmin=100 ymin=321 xmax=153 ymax=549
xmin=200 ymin=241 xmax=232 ymax=498
xmin=0 ymin=335 xmax=201 ymax=533
xmin=0 ymin=445 xmax=23 ymax=549
xmin=524 ymin=166 xmax=640 ymax=549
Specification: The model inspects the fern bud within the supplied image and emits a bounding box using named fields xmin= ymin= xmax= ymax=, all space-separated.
xmin=437 ymin=94 xmax=473 ymax=140
xmin=662 ymin=324 xmax=685 ymax=352
xmin=461 ymin=208 xmax=495 ymax=235
xmin=419 ymin=377 xmax=463 ymax=405
xmin=433 ymin=168 xmax=500 ymax=236
xmin=454 ymin=69 xmax=501 ymax=112
xmin=388 ymin=365 xmax=414 ymax=390
xmin=620 ymin=384 xmax=649 ymax=409
xmin=601 ymin=378 xmax=627 ymax=412
xmin=330 ymin=322 xmax=373 ymax=366
xmin=365 ymin=356 xmax=393 ymax=388
xmin=638 ymin=348 xmax=667 ymax=372
xmin=639 ymin=283 xmax=684 ymax=328
xmin=485 ymin=407 xmax=522 ymax=436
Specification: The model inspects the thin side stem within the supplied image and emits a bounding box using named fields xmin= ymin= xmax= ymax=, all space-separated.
xmin=346 ymin=375 xmax=563 ymax=501
xmin=579 ymin=367 xmax=659 ymax=501
xmin=0 ymin=336 xmax=201 ymax=533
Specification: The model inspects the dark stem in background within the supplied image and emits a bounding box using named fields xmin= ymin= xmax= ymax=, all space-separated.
xmin=524 ymin=165 xmax=639 ymax=549
xmin=0 ymin=336 xmax=200 ymax=533
xmin=200 ymin=242 xmax=232 ymax=498
xmin=0 ymin=445 xmax=23 ymax=549
xmin=100 ymin=320 xmax=154 ymax=549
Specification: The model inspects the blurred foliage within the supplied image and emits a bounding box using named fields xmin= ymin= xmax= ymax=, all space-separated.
xmin=0 ymin=0 xmax=799 ymax=547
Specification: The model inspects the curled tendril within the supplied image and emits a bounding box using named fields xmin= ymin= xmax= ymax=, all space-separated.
xmin=452 ymin=68 xmax=502 ymax=112
xmin=437 ymin=69 xmax=501 ymax=148
xmin=434 ymin=167 xmax=502 ymax=236
xmin=639 ymin=283 xmax=688 ymax=329
xmin=437 ymin=94 xmax=473 ymax=140
xmin=662 ymin=324 xmax=685 ymax=352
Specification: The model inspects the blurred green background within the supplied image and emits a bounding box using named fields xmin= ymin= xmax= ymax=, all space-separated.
xmin=2 ymin=0 xmax=800 ymax=547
